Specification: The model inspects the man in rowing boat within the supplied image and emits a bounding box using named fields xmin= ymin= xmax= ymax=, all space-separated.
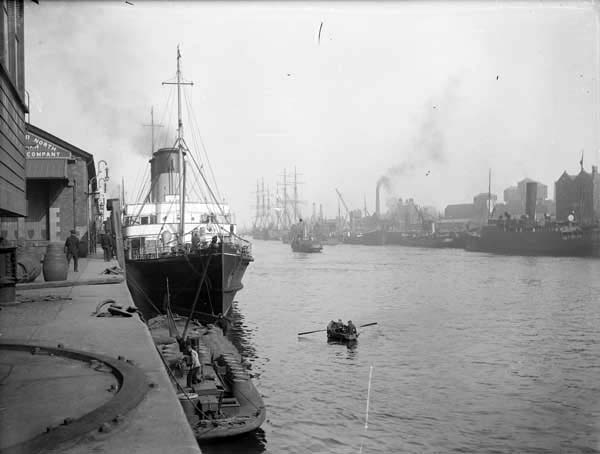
xmin=347 ymin=320 xmax=357 ymax=335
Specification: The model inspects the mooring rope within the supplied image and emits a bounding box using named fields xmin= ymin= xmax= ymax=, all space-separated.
xmin=125 ymin=271 xmax=162 ymax=314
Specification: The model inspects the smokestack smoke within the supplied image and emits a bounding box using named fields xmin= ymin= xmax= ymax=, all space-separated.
xmin=377 ymin=76 xmax=461 ymax=208
xmin=376 ymin=176 xmax=390 ymax=218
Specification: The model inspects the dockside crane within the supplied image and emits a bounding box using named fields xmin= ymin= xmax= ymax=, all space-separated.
xmin=335 ymin=188 xmax=351 ymax=228
xmin=412 ymin=203 xmax=435 ymax=234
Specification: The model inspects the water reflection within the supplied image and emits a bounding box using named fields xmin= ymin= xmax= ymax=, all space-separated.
xmin=327 ymin=339 xmax=358 ymax=353
xmin=291 ymin=252 xmax=319 ymax=260
xmin=227 ymin=301 xmax=258 ymax=362
xmin=199 ymin=428 xmax=267 ymax=454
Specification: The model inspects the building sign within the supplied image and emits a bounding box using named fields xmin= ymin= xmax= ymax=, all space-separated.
xmin=25 ymin=133 xmax=72 ymax=159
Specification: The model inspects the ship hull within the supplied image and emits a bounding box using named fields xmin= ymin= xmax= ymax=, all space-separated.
xmin=126 ymin=249 xmax=252 ymax=321
xmin=386 ymin=232 xmax=466 ymax=249
xmin=342 ymin=230 xmax=385 ymax=245
xmin=465 ymin=227 xmax=594 ymax=257
xmin=291 ymin=238 xmax=323 ymax=253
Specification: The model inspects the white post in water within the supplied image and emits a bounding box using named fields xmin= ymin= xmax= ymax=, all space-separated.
xmin=359 ymin=365 xmax=374 ymax=453
xmin=365 ymin=365 xmax=373 ymax=429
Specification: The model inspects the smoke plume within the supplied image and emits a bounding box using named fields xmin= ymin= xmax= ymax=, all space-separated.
xmin=378 ymin=76 xmax=461 ymax=190
xmin=377 ymin=175 xmax=391 ymax=191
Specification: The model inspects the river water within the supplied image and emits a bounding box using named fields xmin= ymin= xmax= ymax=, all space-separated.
xmin=200 ymin=240 xmax=600 ymax=454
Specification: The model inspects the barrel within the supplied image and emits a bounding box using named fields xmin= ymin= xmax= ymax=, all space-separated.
xmin=177 ymin=393 xmax=199 ymax=419
xmin=42 ymin=243 xmax=68 ymax=281
xmin=16 ymin=251 xmax=42 ymax=283
xmin=78 ymin=240 xmax=88 ymax=258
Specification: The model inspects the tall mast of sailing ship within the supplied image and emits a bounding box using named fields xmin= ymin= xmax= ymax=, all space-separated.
xmin=163 ymin=46 xmax=193 ymax=245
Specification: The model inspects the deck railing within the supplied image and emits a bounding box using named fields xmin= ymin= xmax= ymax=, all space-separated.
xmin=127 ymin=235 xmax=252 ymax=261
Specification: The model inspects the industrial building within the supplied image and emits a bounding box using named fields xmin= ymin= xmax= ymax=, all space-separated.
xmin=498 ymin=178 xmax=553 ymax=218
xmin=0 ymin=123 xmax=99 ymax=256
xmin=555 ymin=165 xmax=600 ymax=225
xmin=0 ymin=0 xmax=26 ymax=300
xmin=443 ymin=193 xmax=497 ymax=229
xmin=0 ymin=0 xmax=26 ymax=221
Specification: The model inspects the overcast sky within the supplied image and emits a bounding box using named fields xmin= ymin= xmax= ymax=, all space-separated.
xmin=24 ymin=1 xmax=600 ymax=226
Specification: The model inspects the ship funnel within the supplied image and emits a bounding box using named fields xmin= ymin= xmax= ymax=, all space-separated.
xmin=525 ymin=182 xmax=537 ymax=221
xmin=150 ymin=147 xmax=184 ymax=203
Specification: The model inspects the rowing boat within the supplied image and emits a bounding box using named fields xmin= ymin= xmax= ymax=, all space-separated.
xmin=326 ymin=326 xmax=359 ymax=342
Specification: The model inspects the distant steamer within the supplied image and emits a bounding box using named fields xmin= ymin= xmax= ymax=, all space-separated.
xmin=466 ymin=181 xmax=600 ymax=257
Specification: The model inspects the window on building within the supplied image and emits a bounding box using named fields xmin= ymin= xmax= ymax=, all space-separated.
xmin=2 ymin=0 xmax=8 ymax=72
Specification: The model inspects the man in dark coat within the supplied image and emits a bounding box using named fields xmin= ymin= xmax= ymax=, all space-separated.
xmin=110 ymin=234 xmax=116 ymax=259
xmin=101 ymin=233 xmax=112 ymax=262
xmin=64 ymin=229 xmax=80 ymax=272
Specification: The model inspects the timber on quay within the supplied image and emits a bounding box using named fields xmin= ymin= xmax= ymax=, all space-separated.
xmin=0 ymin=253 xmax=201 ymax=454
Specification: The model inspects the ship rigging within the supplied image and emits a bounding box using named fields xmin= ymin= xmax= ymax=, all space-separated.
xmin=122 ymin=47 xmax=253 ymax=322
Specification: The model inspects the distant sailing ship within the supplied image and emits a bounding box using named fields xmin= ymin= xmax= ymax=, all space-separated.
xmin=123 ymin=47 xmax=253 ymax=321
xmin=251 ymin=169 xmax=301 ymax=242
xmin=289 ymin=219 xmax=323 ymax=253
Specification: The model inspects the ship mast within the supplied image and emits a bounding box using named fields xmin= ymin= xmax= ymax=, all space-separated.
xmin=143 ymin=106 xmax=163 ymax=157
xmin=163 ymin=46 xmax=193 ymax=246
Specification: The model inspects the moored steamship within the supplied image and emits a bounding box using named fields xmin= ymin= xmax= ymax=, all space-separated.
xmin=123 ymin=48 xmax=252 ymax=321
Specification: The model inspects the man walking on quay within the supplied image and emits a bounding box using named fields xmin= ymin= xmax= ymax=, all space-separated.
xmin=101 ymin=233 xmax=112 ymax=262
xmin=64 ymin=229 xmax=80 ymax=272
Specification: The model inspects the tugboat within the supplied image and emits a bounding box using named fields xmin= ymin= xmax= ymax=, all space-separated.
xmin=289 ymin=219 xmax=323 ymax=253
xmin=123 ymin=47 xmax=253 ymax=322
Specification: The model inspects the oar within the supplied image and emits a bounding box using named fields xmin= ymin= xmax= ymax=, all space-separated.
xmin=298 ymin=322 xmax=378 ymax=336
xmin=298 ymin=329 xmax=327 ymax=336
xmin=359 ymin=322 xmax=378 ymax=328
